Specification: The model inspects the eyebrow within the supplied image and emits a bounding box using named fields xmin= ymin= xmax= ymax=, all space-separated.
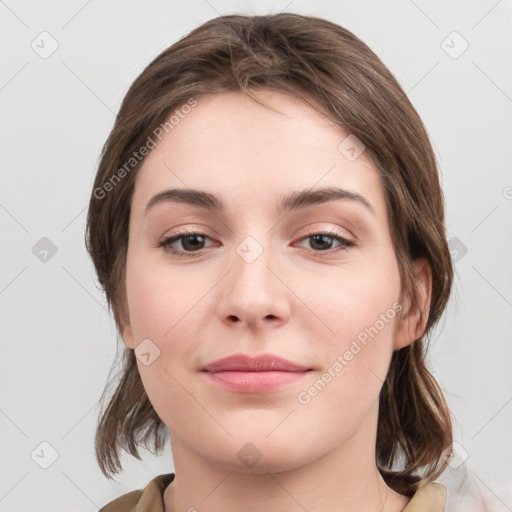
xmin=144 ymin=186 xmax=375 ymax=216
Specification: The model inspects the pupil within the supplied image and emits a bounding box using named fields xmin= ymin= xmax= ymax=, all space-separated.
xmin=183 ymin=234 xmax=204 ymax=250
xmin=311 ymin=234 xmax=331 ymax=250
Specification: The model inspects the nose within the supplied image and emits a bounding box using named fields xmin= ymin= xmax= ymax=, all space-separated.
xmin=215 ymin=235 xmax=291 ymax=332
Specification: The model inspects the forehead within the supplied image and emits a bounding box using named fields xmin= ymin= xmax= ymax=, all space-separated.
xmin=131 ymin=90 xmax=387 ymax=222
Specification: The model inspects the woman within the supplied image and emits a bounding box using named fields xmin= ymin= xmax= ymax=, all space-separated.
xmin=87 ymin=12 xmax=456 ymax=511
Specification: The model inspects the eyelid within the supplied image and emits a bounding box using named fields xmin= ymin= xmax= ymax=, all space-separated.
xmin=293 ymin=228 xmax=355 ymax=252
xmin=157 ymin=226 xmax=356 ymax=257
xmin=295 ymin=221 xmax=355 ymax=241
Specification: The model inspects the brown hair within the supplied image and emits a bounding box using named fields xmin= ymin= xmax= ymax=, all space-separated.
xmin=85 ymin=12 xmax=454 ymax=495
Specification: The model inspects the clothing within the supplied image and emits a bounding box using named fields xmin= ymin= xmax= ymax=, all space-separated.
xmin=98 ymin=473 xmax=447 ymax=512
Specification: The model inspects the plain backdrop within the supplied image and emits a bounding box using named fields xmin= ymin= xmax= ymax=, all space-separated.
xmin=1 ymin=1 xmax=511 ymax=511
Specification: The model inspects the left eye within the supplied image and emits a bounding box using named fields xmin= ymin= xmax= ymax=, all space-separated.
xmin=295 ymin=231 xmax=355 ymax=252
xmin=158 ymin=230 xmax=355 ymax=257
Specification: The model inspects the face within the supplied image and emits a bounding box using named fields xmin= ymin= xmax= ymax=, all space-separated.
xmin=121 ymin=90 xmax=426 ymax=473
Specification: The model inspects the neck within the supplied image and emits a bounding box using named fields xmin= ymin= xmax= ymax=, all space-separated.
xmin=163 ymin=409 xmax=410 ymax=512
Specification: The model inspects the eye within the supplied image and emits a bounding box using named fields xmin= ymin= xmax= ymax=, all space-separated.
xmin=158 ymin=230 xmax=214 ymax=257
xmin=158 ymin=229 xmax=355 ymax=257
xmin=294 ymin=230 xmax=355 ymax=253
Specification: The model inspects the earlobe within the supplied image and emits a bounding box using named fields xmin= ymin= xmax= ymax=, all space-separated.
xmin=393 ymin=258 xmax=432 ymax=351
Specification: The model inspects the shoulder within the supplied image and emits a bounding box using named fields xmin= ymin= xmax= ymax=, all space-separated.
xmin=99 ymin=473 xmax=175 ymax=512
xmin=403 ymin=482 xmax=447 ymax=511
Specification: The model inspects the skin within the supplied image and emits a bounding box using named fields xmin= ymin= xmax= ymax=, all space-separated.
xmin=120 ymin=90 xmax=432 ymax=512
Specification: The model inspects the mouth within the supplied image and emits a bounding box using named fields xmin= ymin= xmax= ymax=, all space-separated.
xmin=201 ymin=353 xmax=312 ymax=393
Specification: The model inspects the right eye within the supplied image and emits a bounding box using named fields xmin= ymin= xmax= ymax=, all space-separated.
xmin=158 ymin=230 xmax=214 ymax=257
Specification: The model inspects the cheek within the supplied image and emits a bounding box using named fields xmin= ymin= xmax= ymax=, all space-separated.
xmin=296 ymin=258 xmax=401 ymax=394
xmin=299 ymin=259 xmax=401 ymax=345
xmin=124 ymin=255 xmax=211 ymax=406
xmin=124 ymin=258 xmax=202 ymax=422
xmin=125 ymin=254 xmax=197 ymax=345
xmin=291 ymin=268 xmax=400 ymax=441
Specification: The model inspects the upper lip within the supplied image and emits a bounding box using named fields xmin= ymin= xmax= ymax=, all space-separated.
xmin=202 ymin=353 xmax=310 ymax=372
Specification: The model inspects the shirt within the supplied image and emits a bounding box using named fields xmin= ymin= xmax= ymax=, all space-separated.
xmin=98 ymin=473 xmax=447 ymax=512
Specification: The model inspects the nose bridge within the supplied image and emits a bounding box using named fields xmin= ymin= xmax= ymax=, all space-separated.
xmin=232 ymin=232 xmax=276 ymax=300
xmin=217 ymin=230 xmax=289 ymax=328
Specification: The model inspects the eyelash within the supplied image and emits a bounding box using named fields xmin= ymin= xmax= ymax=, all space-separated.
xmin=157 ymin=229 xmax=356 ymax=257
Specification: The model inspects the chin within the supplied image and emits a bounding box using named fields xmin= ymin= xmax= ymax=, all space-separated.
xmin=202 ymin=436 xmax=317 ymax=475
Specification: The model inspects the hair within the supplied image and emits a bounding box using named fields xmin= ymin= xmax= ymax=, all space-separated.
xmin=85 ymin=12 xmax=454 ymax=495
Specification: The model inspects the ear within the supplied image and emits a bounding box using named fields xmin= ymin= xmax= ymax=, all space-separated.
xmin=394 ymin=258 xmax=432 ymax=351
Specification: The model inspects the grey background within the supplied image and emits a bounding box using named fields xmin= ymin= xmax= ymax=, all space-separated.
xmin=1 ymin=0 xmax=511 ymax=510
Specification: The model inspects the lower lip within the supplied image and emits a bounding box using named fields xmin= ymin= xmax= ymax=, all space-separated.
xmin=203 ymin=371 xmax=309 ymax=393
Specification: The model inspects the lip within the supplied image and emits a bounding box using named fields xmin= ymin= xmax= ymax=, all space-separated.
xmin=202 ymin=353 xmax=310 ymax=372
xmin=201 ymin=353 xmax=312 ymax=393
